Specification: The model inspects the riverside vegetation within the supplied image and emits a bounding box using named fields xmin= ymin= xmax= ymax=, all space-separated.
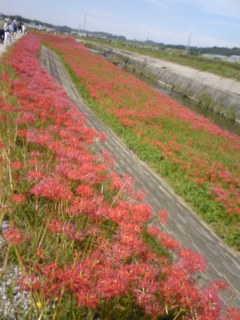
xmin=0 ymin=33 xmax=239 ymax=319
xmin=38 ymin=33 xmax=240 ymax=250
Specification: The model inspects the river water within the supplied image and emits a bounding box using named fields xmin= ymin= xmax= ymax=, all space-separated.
xmin=90 ymin=48 xmax=240 ymax=137
xmin=155 ymin=86 xmax=240 ymax=136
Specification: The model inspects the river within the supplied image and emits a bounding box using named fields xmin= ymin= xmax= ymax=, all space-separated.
xmin=155 ymin=86 xmax=240 ymax=136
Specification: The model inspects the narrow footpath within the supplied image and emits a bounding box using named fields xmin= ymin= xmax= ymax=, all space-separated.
xmin=0 ymin=42 xmax=8 ymax=57
xmin=40 ymin=46 xmax=240 ymax=309
xmin=0 ymin=32 xmax=23 ymax=57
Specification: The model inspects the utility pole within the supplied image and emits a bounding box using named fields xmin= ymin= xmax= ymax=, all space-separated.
xmin=83 ymin=13 xmax=87 ymax=31
xmin=186 ymin=32 xmax=192 ymax=54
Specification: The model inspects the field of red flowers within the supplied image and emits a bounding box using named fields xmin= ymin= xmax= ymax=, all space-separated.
xmin=0 ymin=34 xmax=239 ymax=319
xmin=36 ymin=33 xmax=240 ymax=250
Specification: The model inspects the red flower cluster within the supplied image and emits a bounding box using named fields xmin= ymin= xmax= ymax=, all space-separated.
xmin=1 ymin=33 xmax=238 ymax=319
xmin=36 ymin=33 xmax=240 ymax=227
xmin=4 ymin=227 xmax=23 ymax=245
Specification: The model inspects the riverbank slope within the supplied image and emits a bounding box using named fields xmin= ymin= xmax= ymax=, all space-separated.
xmin=80 ymin=40 xmax=240 ymax=122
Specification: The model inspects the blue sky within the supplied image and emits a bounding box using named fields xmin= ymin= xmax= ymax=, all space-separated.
xmin=1 ymin=0 xmax=240 ymax=48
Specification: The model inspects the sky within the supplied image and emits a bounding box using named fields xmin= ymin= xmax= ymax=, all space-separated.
xmin=1 ymin=0 xmax=240 ymax=48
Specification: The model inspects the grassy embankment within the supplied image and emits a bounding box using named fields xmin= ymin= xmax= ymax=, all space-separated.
xmin=3 ymin=33 xmax=239 ymax=319
xmin=39 ymin=34 xmax=240 ymax=250
xmin=81 ymin=38 xmax=240 ymax=82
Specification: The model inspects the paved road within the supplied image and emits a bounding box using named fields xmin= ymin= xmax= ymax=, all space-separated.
xmin=40 ymin=46 xmax=240 ymax=309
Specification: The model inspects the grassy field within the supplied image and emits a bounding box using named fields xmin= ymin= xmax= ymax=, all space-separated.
xmin=81 ymin=38 xmax=240 ymax=82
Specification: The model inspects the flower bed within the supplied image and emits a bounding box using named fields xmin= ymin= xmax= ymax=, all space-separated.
xmin=37 ymin=33 xmax=240 ymax=250
xmin=0 ymin=34 xmax=239 ymax=319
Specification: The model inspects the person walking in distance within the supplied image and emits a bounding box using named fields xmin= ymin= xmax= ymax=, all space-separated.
xmin=3 ymin=18 xmax=12 ymax=47
xmin=0 ymin=19 xmax=4 ymax=43
xmin=12 ymin=20 xmax=17 ymax=38
xmin=17 ymin=21 xmax=22 ymax=34
xmin=22 ymin=23 xmax=27 ymax=34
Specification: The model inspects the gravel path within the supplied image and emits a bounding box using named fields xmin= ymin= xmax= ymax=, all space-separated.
xmin=40 ymin=46 xmax=240 ymax=309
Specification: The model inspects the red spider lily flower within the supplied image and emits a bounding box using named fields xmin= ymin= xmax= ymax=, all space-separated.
xmin=102 ymin=149 xmax=115 ymax=166
xmin=27 ymin=158 xmax=39 ymax=167
xmin=19 ymin=275 xmax=40 ymax=291
xmin=28 ymin=151 xmax=43 ymax=157
xmin=97 ymin=132 xmax=106 ymax=142
xmin=40 ymin=280 xmax=62 ymax=298
xmin=134 ymin=288 xmax=153 ymax=307
xmin=1 ymin=103 xmax=15 ymax=112
xmin=26 ymin=129 xmax=53 ymax=146
xmin=4 ymin=227 xmax=23 ymax=245
xmin=131 ymin=202 xmax=152 ymax=224
xmin=40 ymin=262 xmax=59 ymax=278
xmin=36 ymin=247 xmax=46 ymax=260
xmin=11 ymin=193 xmax=27 ymax=204
xmin=225 ymin=308 xmax=240 ymax=320
xmin=76 ymin=185 xmax=94 ymax=198
xmin=0 ymin=139 xmax=5 ymax=149
xmin=133 ymin=189 xmax=146 ymax=201
xmin=68 ymin=195 xmax=108 ymax=221
xmin=25 ymin=170 xmax=43 ymax=181
xmin=85 ymin=226 xmax=101 ymax=236
xmin=76 ymin=289 xmax=99 ymax=308
xmin=47 ymin=219 xmax=63 ymax=233
xmin=17 ymin=129 xmax=28 ymax=138
xmin=177 ymin=248 xmax=207 ymax=273
xmin=15 ymin=111 xmax=36 ymax=124
xmin=11 ymin=160 xmax=24 ymax=170
xmin=47 ymin=219 xmax=84 ymax=241
xmin=158 ymin=209 xmax=168 ymax=224
xmin=210 ymin=186 xmax=230 ymax=201
xmin=148 ymin=226 xmax=180 ymax=251
xmin=95 ymin=268 xmax=131 ymax=299
xmin=198 ymin=285 xmax=222 ymax=318
xmin=30 ymin=177 xmax=73 ymax=201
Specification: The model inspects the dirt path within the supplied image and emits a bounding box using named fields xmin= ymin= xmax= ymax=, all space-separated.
xmin=0 ymin=33 xmax=24 ymax=57
xmin=40 ymin=46 xmax=240 ymax=309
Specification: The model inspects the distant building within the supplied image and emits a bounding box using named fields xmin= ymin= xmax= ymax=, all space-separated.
xmin=77 ymin=32 xmax=87 ymax=37
xmin=27 ymin=23 xmax=39 ymax=30
xmin=202 ymin=54 xmax=226 ymax=61
xmin=202 ymin=54 xmax=240 ymax=63
xmin=27 ymin=23 xmax=55 ymax=33
xmin=228 ymin=55 xmax=240 ymax=63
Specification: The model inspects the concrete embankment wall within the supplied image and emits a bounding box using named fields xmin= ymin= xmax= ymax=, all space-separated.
xmin=101 ymin=48 xmax=240 ymax=122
